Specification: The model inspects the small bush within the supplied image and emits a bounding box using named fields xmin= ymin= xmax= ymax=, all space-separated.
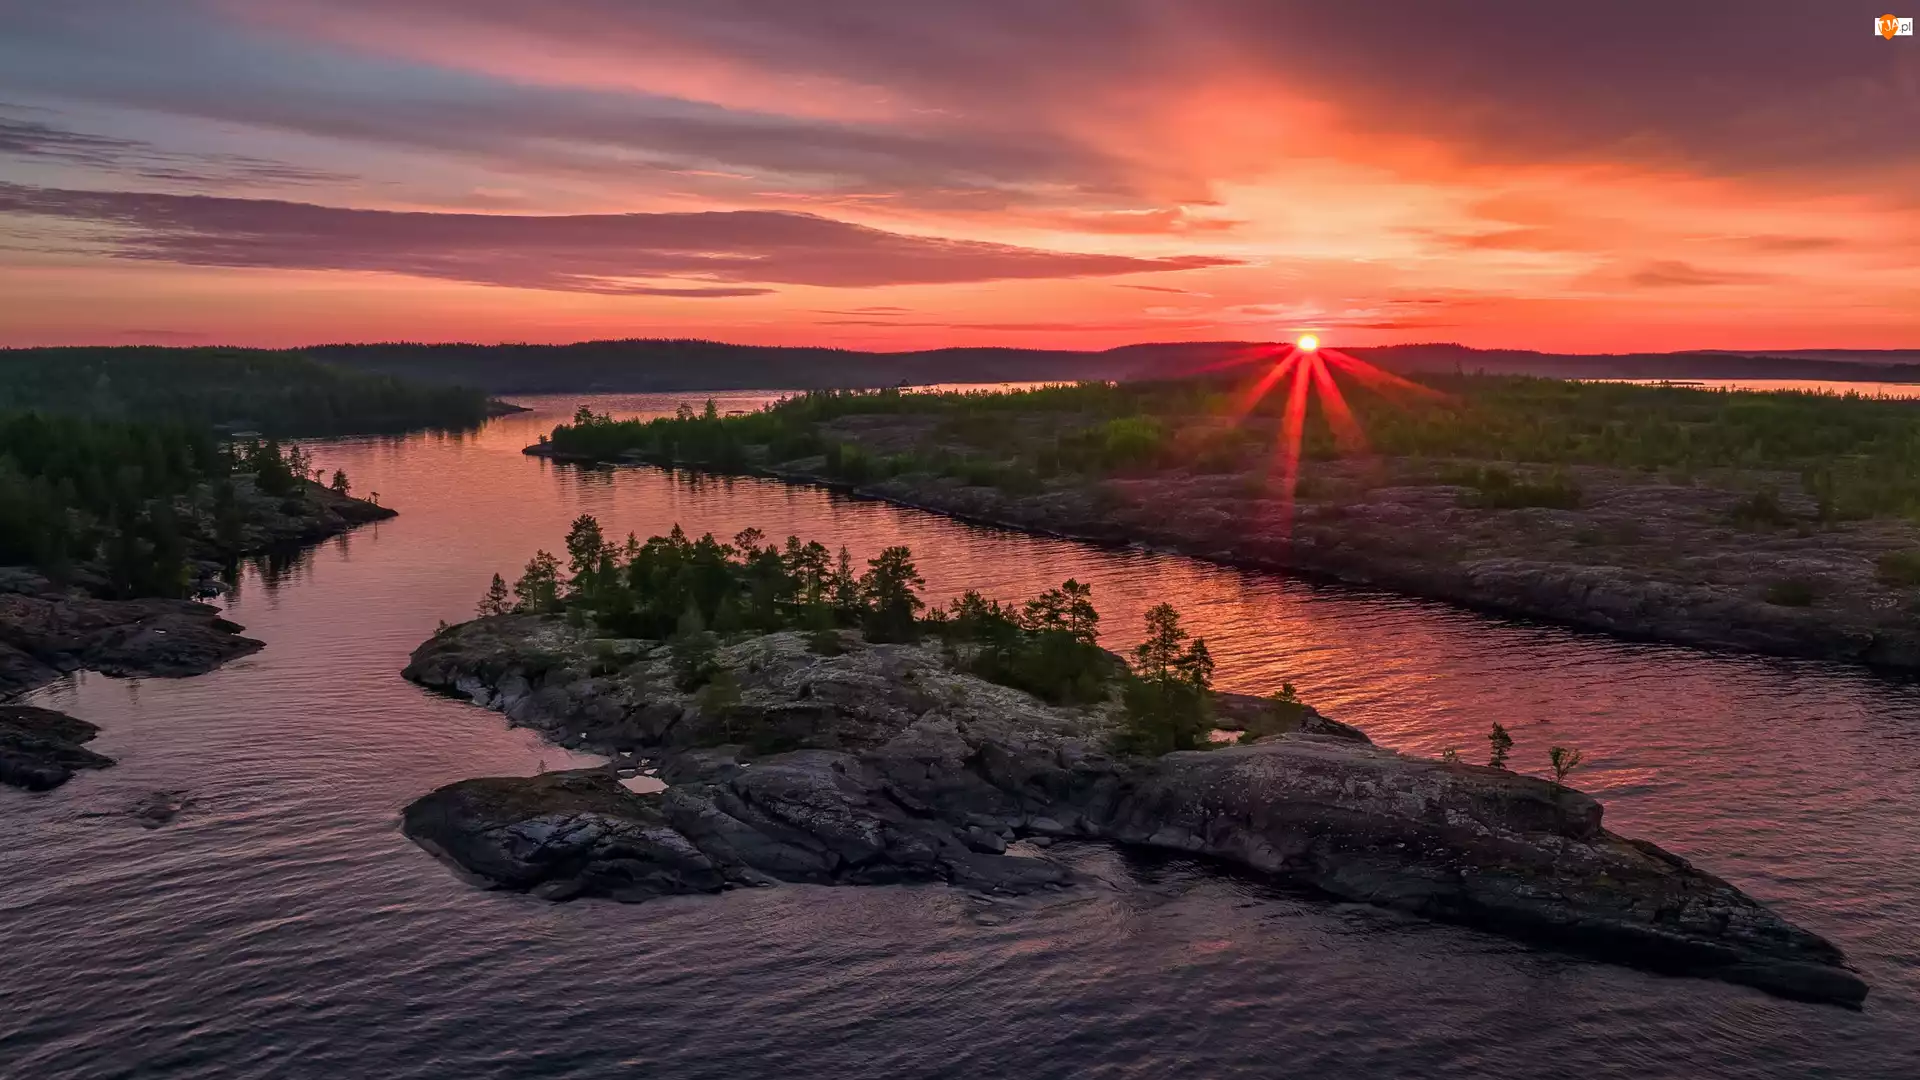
xmin=1455 ymin=466 xmax=1583 ymax=510
xmin=1876 ymin=550 xmax=1920 ymax=588
xmin=1729 ymin=488 xmax=1795 ymax=527
xmin=670 ymin=627 xmax=721 ymax=690
xmin=1763 ymin=578 xmax=1818 ymax=607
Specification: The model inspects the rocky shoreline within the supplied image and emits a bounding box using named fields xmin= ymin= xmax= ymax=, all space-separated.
xmin=400 ymin=614 xmax=1869 ymax=1007
xmin=525 ymin=440 xmax=1920 ymax=670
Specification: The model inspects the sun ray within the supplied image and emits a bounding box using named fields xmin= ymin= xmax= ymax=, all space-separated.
xmin=1230 ymin=347 xmax=1300 ymax=421
xmin=1320 ymin=348 xmax=1449 ymax=401
xmin=1181 ymin=343 xmax=1287 ymax=378
xmin=1306 ymin=350 xmax=1368 ymax=453
xmin=1273 ymin=350 xmax=1316 ymax=528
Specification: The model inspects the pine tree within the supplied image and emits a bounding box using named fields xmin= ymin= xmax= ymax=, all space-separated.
xmin=830 ymin=545 xmax=863 ymax=622
xmin=1117 ymin=603 xmax=1215 ymax=756
xmin=477 ymin=573 xmax=512 ymax=616
xmin=860 ymin=545 xmax=925 ymax=642
xmin=1488 ymin=723 xmax=1514 ymax=769
xmin=563 ymin=514 xmax=609 ymax=602
xmin=512 ymin=550 xmax=562 ymax=612
xmin=1061 ymin=579 xmax=1099 ymax=644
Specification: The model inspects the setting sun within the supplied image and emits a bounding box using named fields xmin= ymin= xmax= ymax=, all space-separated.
xmin=1297 ymin=335 xmax=1320 ymax=352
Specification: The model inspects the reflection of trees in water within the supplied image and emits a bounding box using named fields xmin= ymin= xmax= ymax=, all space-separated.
xmin=246 ymin=545 xmax=316 ymax=595
xmin=564 ymin=463 xmax=618 ymax=494
xmin=670 ymin=469 xmax=741 ymax=495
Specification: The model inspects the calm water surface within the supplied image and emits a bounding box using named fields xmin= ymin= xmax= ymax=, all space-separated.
xmin=5 ymin=393 xmax=1918 ymax=1079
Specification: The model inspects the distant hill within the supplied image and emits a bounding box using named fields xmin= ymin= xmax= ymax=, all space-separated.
xmin=0 ymin=346 xmax=497 ymax=435
xmin=309 ymin=338 xmax=1920 ymax=393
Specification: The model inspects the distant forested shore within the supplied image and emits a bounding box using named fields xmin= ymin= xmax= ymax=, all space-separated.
xmin=12 ymin=340 xmax=1919 ymax=398
xmin=301 ymin=338 xmax=1920 ymax=394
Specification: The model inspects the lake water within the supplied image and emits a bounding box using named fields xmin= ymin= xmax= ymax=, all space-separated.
xmin=5 ymin=392 xmax=1917 ymax=1079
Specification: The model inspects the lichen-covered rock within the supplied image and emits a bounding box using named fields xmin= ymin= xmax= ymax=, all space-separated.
xmin=401 ymin=616 xmax=1868 ymax=1006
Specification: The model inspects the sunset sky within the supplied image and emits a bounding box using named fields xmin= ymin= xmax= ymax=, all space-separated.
xmin=2 ymin=2 xmax=1916 ymax=352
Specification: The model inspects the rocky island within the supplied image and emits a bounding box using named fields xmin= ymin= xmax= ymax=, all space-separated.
xmin=529 ymin=375 xmax=1920 ymax=669
xmin=400 ymin=520 xmax=1868 ymax=1007
xmin=0 ymin=705 xmax=114 ymax=791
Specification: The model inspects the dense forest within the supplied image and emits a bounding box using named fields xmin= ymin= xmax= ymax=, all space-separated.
xmin=543 ymin=374 xmax=1920 ymax=522
xmin=0 ymin=347 xmax=497 ymax=436
xmin=476 ymin=516 xmax=1229 ymax=756
xmin=0 ymin=409 xmax=336 ymax=598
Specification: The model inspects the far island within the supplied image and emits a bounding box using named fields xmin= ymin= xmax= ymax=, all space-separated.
xmin=401 ymin=517 xmax=1868 ymax=1007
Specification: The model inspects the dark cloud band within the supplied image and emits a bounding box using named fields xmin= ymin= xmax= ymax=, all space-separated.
xmin=0 ymin=184 xmax=1237 ymax=294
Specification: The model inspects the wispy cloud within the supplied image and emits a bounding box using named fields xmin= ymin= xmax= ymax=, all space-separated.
xmin=0 ymin=107 xmax=349 ymax=188
xmin=0 ymin=184 xmax=1237 ymax=294
xmin=1626 ymin=260 xmax=1775 ymax=288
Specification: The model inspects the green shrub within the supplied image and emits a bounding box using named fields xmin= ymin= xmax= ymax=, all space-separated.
xmin=1876 ymin=550 xmax=1920 ymax=587
xmin=1099 ymin=416 xmax=1164 ymax=470
xmin=1730 ymin=488 xmax=1795 ymax=527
